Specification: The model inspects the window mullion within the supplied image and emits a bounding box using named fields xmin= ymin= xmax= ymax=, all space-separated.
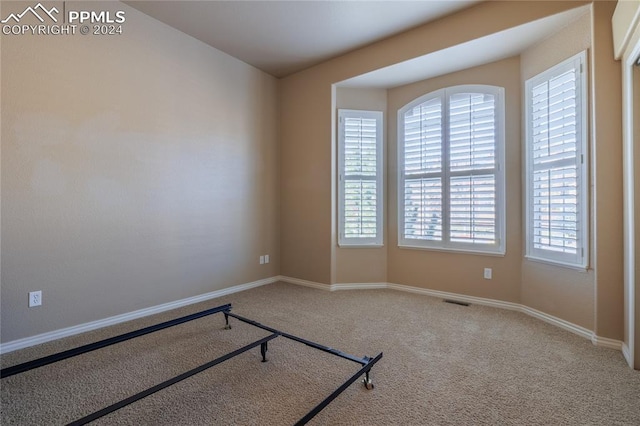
xmin=442 ymin=91 xmax=451 ymax=245
xmin=448 ymin=168 xmax=496 ymax=177
xmin=531 ymin=157 xmax=576 ymax=171
xmin=405 ymin=171 xmax=444 ymax=180
xmin=345 ymin=175 xmax=377 ymax=181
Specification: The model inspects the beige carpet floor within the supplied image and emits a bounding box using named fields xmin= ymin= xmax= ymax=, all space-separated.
xmin=1 ymin=282 xmax=639 ymax=425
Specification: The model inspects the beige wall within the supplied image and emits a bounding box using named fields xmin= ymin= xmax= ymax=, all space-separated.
xmin=280 ymin=1 xmax=625 ymax=339
xmin=612 ymin=0 xmax=640 ymax=58
xmin=280 ymin=1 xmax=589 ymax=286
xmin=2 ymin=0 xmax=626 ymax=346
xmin=591 ymin=1 xmax=624 ymax=340
xmin=387 ymin=58 xmax=522 ymax=303
xmin=1 ymin=2 xmax=280 ymax=342
xmin=280 ymin=76 xmax=333 ymax=284
xmin=334 ymin=87 xmax=388 ymax=284
xmin=520 ymin=11 xmax=595 ymax=329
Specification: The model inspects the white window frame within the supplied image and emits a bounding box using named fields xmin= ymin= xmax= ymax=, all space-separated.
xmin=525 ymin=51 xmax=588 ymax=269
xmin=338 ymin=109 xmax=384 ymax=247
xmin=397 ymin=85 xmax=506 ymax=255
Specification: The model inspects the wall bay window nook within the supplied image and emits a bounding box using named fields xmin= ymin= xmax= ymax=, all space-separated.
xmin=398 ymin=85 xmax=506 ymax=255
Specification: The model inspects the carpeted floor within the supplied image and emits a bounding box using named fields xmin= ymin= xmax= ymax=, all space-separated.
xmin=1 ymin=282 xmax=639 ymax=425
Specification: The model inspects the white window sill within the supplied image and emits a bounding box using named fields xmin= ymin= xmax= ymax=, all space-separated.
xmin=338 ymin=243 xmax=384 ymax=249
xmin=524 ymin=255 xmax=589 ymax=272
xmin=398 ymin=243 xmax=505 ymax=257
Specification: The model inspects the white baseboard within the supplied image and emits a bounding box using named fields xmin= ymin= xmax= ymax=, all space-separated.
xmin=622 ymin=343 xmax=634 ymax=368
xmin=279 ymin=276 xmax=624 ymax=352
xmin=592 ymin=335 xmax=624 ymax=351
xmin=386 ymin=282 xmax=523 ymax=311
xmin=276 ymin=275 xmax=331 ymax=291
xmin=521 ymin=306 xmax=593 ymax=341
xmin=0 ymin=276 xmax=279 ymax=354
xmin=332 ymin=282 xmax=388 ymax=291
xmin=2 ymin=275 xmax=624 ymax=356
xmin=277 ymin=277 xmax=386 ymax=292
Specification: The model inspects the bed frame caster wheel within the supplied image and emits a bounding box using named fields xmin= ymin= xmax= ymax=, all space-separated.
xmin=363 ymin=378 xmax=374 ymax=390
xmin=224 ymin=324 xmax=232 ymax=330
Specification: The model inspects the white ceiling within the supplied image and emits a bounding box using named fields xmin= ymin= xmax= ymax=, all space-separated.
xmin=125 ymin=0 xmax=481 ymax=78
xmin=127 ymin=1 xmax=589 ymax=86
xmin=339 ymin=5 xmax=590 ymax=89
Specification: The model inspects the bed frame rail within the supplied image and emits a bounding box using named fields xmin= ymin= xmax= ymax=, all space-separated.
xmin=1 ymin=303 xmax=382 ymax=425
xmin=0 ymin=304 xmax=232 ymax=379
xmin=67 ymin=333 xmax=280 ymax=426
xmin=224 ymin=310 xmax=371 ymax=365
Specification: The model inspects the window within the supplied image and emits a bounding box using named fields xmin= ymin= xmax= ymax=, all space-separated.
xmin=525 ymin=51 xmax=588 ymax=268
xmin=398 ymin=85 xmax=505 ymax=254
xmin=338 ymin=109 xmax=383 ymax=246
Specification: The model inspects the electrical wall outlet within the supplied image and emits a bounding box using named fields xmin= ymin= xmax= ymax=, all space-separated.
xmin=259 ymin=255 xmax=265 ymax=265
xmin=264 ymin=254 xmax=270 ymax=264
xmin=483 ymin=268 xmax=492 ymax=280
xmin=29 ymin=291 xmax=42 ymax=307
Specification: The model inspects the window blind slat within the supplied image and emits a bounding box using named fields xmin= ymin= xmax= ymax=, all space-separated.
xmin=404 ymin=98 xmax=442 ymax=175
xmin=404 ymin=178 xmax=443 ymax=241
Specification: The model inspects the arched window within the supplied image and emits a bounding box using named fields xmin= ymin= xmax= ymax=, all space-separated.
xmin=398 ymin=85 xmax=505 ymax=254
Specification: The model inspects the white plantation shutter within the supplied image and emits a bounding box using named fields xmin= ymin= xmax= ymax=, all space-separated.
xmin=526 ymin=51 xmax=587 ymax=268
xmin=403 ymin=98 xmax=443 ymax=241
xmin=398 ymin=86 xmax=505 ymax=253
xmin=449 ymin=175 xmax=496 ymax=244
xmin=449 ymin=93 xmax=496 ymax=172
xmin=338 ymin=110 xmax=383 ymax=246
xmin=448 ymin=92 xmax=497 ymax=245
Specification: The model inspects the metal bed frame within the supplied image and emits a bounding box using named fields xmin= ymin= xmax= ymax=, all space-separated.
xmin=1 ymin=303 xmax=383 ymax=425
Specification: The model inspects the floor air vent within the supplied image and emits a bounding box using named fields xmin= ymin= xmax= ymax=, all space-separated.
xmin=444 ymin=299 xmax=470 ymax=307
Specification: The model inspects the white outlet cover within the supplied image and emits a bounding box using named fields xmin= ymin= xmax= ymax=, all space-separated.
xmin=265 ymin=254 xmax=270 ymax=264
xmin=29 ymin=291 xmax=42 ymax=307
xmin=484 ymin=268 xmax=492 ymax=279
xmin=259 ymin=255 xmax=265 ymax=265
